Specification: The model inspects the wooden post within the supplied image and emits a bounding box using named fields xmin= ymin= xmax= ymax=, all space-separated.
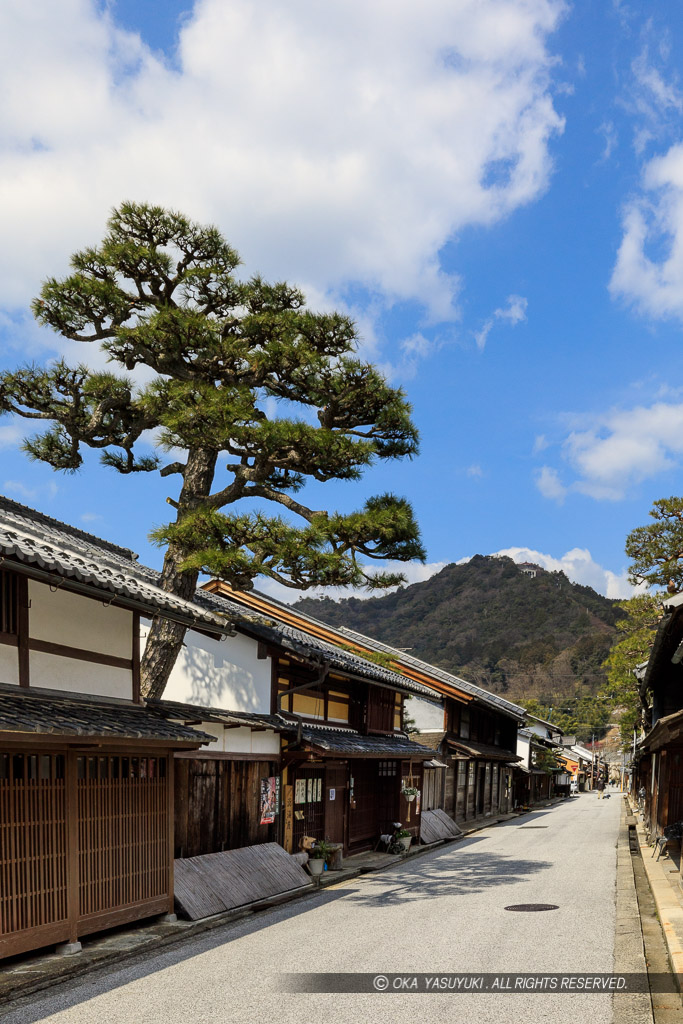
xmin=283 ymin=785 xmax=294 ymax=853
xmin=65 ymin=752 xmax=79 ymax=945
xmin=167 ymin=754 xmax=175 ymax=915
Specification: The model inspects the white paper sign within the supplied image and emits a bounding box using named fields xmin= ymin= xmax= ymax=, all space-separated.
xmin=329 ymin=788 xmax=336 ymax=801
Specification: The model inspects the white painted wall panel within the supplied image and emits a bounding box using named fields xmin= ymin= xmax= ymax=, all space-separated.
xmin=194 ymin=721 xmax=279 ymax=755
xmin=146 ymin=624 xmax=272 ymax=714
xmin=250 ymin=730 xmax=281 ymax=755
xmin=29 ymin=581 xmax=131 ymax=658
xmin=0 ymin=644 xmax=19 ymax=686
xmin=409 ymin=696 xmax=445 ymax=732
xmin=30 ymin=651 xmax=132 ymax=699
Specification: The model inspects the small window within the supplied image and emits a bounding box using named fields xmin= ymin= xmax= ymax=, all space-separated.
xmin=0 ymin=570 xmax=18 ymax=636
xmin=460 ymin=708 xmax=470 ymax=740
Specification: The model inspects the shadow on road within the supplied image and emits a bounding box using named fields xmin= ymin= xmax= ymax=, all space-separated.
xmin=345 ymin=848 xmax=553 ymax=906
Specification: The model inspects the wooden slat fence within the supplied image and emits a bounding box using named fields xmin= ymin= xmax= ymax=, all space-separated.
xmin=0 ymin=748 xmax=172 ymax=960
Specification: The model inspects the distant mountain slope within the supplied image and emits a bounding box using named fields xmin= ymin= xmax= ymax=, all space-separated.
xmin=292 ymin=555 xmax=620 ymax=702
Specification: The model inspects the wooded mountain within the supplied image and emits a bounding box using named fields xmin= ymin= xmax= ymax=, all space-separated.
xmin=293 ymin=556 xmax=620 ymax=705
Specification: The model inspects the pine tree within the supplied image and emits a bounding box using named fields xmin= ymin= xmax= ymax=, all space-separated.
xmin=625 ymin=496 xmax=683 ymax=589
xmin=0 ymin=202 xmax=425 ymax=698
xmin=602 ymin=594 xmax=664 ymax=743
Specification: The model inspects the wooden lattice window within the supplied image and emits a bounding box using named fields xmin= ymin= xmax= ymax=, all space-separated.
xmin=0 ymin=571 xmax=18 ymax=639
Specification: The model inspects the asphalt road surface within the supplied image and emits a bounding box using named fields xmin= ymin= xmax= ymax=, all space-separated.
xmin=2 ymin=792 xmax=625 ymax=1024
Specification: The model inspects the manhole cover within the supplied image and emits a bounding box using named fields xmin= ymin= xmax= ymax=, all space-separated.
xmin=504 ymin=904 xmax=559 ymax=912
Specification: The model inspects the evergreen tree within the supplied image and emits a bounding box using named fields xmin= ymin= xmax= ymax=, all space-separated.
xmin=625 ymin=496 xmax=683 ymax=589
xmin=0 ymin=202 xmax=424 ymax=698
xmin=601 ymin=593 xmax=664 ymax=743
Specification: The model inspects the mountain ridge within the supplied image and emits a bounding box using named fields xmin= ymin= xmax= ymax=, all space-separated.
xmin=292 ymin=555 xmax=620 ymax=705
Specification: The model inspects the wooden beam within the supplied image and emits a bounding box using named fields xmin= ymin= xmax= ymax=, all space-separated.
xmin=17 ymin=576 xmax=29 ymax=688
xmin=28 ymin=637 xmax=132 ymax=670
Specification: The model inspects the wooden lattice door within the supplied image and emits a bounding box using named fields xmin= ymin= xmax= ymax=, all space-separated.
xmin=0 ymin=752 xmax=70 ymax=958
xmin=1 ymin=747 xmax=172 ymax=960
xmin=76 ymin=754 xmax=170 ymax=931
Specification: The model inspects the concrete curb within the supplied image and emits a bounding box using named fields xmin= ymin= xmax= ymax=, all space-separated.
xmin=614 ymin=798 xmax=654 ymax=1023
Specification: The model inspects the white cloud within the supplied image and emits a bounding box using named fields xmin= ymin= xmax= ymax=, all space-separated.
xmin=256 ymin=559 xmax=448 ymax=604
xmin=597 ymin=120 xmax=617 ymax=163
xmin=474 ymin=294 xmax=528 ymax=349
xmin=0 ymin=1 xmax=564 ymax=349
xmin=0 ymin=423 xmax=23 ymax=449
xmin=466 ymin=463 xmax=484 ymax=478
xmin=536 ymin=400 xmax=683 ymax=501
xmin=535 ymin=465 xmax=567 ymax=502
xmin=611 ymin=143 xmax=683 ymax=320
xmin=3 ymin=479 xmax=58 ymax=502
xmin=493 ymin=545 xmax=638 ymax=599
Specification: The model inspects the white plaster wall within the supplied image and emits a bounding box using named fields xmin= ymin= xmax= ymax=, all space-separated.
xmin=516 ymin=733 xmax=531 ymax=769
xmin=409 ymin=696 xmax=445 ymax=732
xmin=251 ymin=730 xmax=280 ymax=755
xmin=195 ymin=722 xmax=279 ymax=755
xmin=145 ymin=622 xmax=272 ymax=714
xmin=0 ymin=645 xmax=19 ymax=686
xmin=29 ymin=581 xmax=131 ymax=658
xmin=30 ymin=650 xmax=132 ymax=699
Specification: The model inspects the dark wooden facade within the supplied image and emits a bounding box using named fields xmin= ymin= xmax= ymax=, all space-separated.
xmin=173 ymin=755 xmax=279 ymax=858
xmin=284 ymin=756 xmax=424 ymax=853
xmin=635 ymin=596 xmax=683 ymax=844
xmin=435 ymin=697 xmax=518 ymax=824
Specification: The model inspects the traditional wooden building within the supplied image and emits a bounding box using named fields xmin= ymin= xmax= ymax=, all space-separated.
xmin=0 ymin=497 xmax=228 ymax=959
xmin=174 ymin=586 xmax=525 ymax=834
xmin=290 ymin=617 xmax=526 ymax=825
xmin=634 ymin=592 xmax=683 ymax=842
xmin=152 ymin=584 xmax=442 ymax=855
xmin=513 ymin=714 xmax=570 ymax=805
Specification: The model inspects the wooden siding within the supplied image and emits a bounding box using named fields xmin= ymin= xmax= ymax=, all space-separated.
xmin=174 ymin=757 xmax=278 ymax=859
xmin=0 ymin=747 xmax=173 ymax=960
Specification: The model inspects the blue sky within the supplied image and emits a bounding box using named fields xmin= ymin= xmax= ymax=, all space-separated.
xmin=4 ymin=1 xmax=683 ymax=600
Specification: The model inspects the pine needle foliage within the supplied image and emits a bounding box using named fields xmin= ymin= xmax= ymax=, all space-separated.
xmin=0 ymin=202 xmax=425 ymax=696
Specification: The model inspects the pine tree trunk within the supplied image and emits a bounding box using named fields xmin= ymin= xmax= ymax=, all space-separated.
xmin=141 ymin=447 xmax=218 ymax=700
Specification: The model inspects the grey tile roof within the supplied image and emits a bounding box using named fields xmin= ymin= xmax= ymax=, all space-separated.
xmin=290 ymin=724 xmax=439 ymax=758
xmin=0 ymin=685 xmax=216 ymax=743
xmin=0 ymin=496 xmax=231 ymax=632
xmin=445 ymin=736 xmax=521 ymax=762
xmin=193 ymin=587 xmax=443 ymax=702
xmin=151 ymin=698 xmax=437 ymax=758
xmin=334 ymin=625 xmax=526 ymax=720
xmin=150 ymin=698 xmax=284 ymax=732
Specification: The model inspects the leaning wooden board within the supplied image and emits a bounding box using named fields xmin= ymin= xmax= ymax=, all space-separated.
xmin=419 ymin=808 xmax=463 ymax=844
xmin=174 ymin=843 xmax=313 ymax=920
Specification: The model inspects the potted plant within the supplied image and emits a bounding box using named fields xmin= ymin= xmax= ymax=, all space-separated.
xmin=308 ymin=839 xmax=333 ymax=877
xmin=396 ymin=828 xmax=412 ymax=852
xmin=401 ymin=785 xmax=419 ymax=803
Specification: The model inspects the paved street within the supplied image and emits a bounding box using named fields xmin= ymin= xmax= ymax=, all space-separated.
xmin=2 ymin=794 xmax=626 ymax=1024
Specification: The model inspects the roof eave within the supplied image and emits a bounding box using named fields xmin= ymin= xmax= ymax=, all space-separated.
xmin=0 ymin=555 xmax=232 ymax=636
